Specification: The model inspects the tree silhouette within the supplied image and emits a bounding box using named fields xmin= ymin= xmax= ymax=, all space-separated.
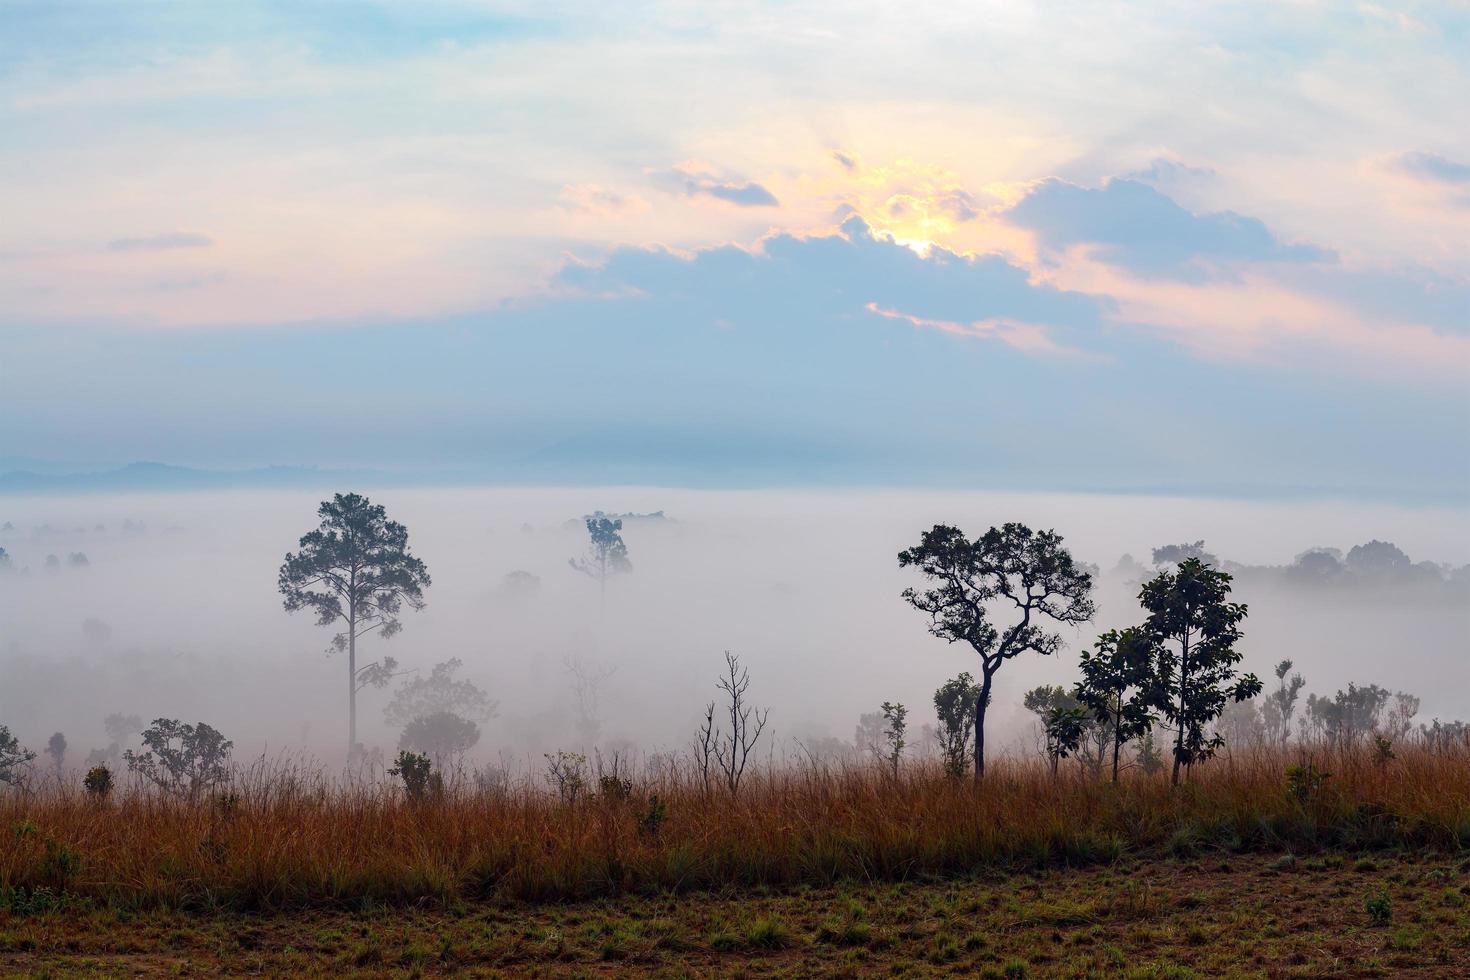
xmin=1074 ymin=627 xmax=1157 ymax=782
xmin=569 ymin=513 xmax=631 ymax=608
xmin=1138 ymin=558 xmax=1260 ymax=785
xmin=899 ymin=523 xmax=1095 ymax=779
xmin=279 ymin=493 xmax=431 ymax=756
xmin=933 ymin=673 xmax=983 ymax=779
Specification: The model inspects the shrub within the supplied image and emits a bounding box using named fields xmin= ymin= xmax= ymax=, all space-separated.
xmin=83 ymin=765 xmax=113 ymax=799
xmin=388 ymin=751 xmax=440 ymax=803
xmin=1365 ymin=889 xmax=1392 ymax=925
xmin=638 ymin=794 xmax=667 ymax=836
xmin=1286 ymin=763 xmax=1331 ymax=804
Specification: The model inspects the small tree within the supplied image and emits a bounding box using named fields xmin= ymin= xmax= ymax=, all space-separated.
xmin=46 ymin=732 xmax=67 ymax=776
xmin=933 ymin=673 xmax=983 ymax=779
xmin=1074 ymin=627 xmax=1157 ymax=782
xmin=1042 ymin=705 xmax=1091 ymax=776
xmin=705 ymin=651 xmax=769 ymax=793
xmin=569 ymin=513 xmax=632 ymax=607
xmin=124 ymin=719 xmax=233 ymax=799
xmin=899 ymin=523 xmax=1095 ymax=779
xmin=1139 ymin=558 xmax=1261 ymax=785
xmin=879 ymin=701 xmax=907 ymax=776
xmin=0 ymin=726 xmax=35 ymax=786
xmin=398 ymin=711 xmax=481 ymax=766
xmin=279 ymin=492 xmax=431 ymax=756
xmin=1024 ymin=685 xmax=1105 ymax=775
xmin=1262 ymin=659 xmax=1305 ymax=747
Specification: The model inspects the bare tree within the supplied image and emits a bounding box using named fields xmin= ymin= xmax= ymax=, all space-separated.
xmin=707 ymin=651 xmax=769 ymax=794
xmin=692 ymin=701 xmax=717 ymax=790
xmin=564 ymin=652 xmax=616 ymax=747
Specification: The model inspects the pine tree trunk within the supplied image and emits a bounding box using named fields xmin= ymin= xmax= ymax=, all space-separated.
xmin=348 ymin=609 xmax=357 ymax=760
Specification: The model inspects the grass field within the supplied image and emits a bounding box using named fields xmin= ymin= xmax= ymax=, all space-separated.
xmin=4 ymin=852 xmax=1469 ymax=976
xmin=1 ymin=744 xmax=1468 ymax=975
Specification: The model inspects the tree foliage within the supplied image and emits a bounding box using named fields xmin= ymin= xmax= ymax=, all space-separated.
xmin=932 ymin=673 xmax=983 ymax=779
xmin=1074 ymin=627 xmax=1157 ymax=782
xmin=1138 ymin=558 xmax=1260 ymax=784
xmin=124 ymin=718 xmax=233 ymax=799
xmin=385 ymin=658 xmax=495 ymax=729
xmin=0 ymin=726 xmax=35 ymax=785
xmin=899 ymin=522 xmax=1094 ymax=779
xmin=398 ymin=711 xmax=481 ymax=764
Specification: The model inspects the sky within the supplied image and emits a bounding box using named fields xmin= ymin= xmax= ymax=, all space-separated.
xmin=1 ymin=1 xmax=1467 ymax=500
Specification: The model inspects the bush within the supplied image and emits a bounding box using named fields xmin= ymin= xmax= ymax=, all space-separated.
xmin=388 ymin=751 xmax=440 ymax=803
xmin=83 ymin=765 xmax=113 ymax=799
xmin=1365 ymin=889 xmax=1392 ymax=925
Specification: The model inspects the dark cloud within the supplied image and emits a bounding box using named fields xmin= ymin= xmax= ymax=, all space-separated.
xmin=832 ymin=150 xmax=858 ymax=173
xmin=1003 ymin=178 xmax=1333 ymax=282
xmin=107 ymin=232 xmax=214 ymax=252
xmin=1121 ymin=157 xmax=1217 ymax=185
xmin=651 ymin=166 xmax=779 ymax=207
xmin=1389 ymin=151 xmax=1470 ymax=185
xmin=556 ymin=215 xmax=1105 ymax=343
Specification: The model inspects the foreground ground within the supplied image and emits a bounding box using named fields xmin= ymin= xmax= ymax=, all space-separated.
xmin=3 ymin=851 xmax=1468 ymax=977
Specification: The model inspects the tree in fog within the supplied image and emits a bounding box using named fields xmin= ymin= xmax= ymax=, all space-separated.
xmin=1151 ymin=540 xmax=1218 ymax=569
xmin=1345 ymin=540 xmax=1410 ymax=578
xmin=124 ymin=719 xmax=233 ymax=799
xmin=0 ymin=726 xmax=35 ymax=785
xmin=899 ymin=523 xmax=1095 ymax=779
xmin=1074 ymin=628 xmax=1157 ymax=782
xmin=1305 ymin=683 xmax=1417 ymax=746
xmin=1262 ymin=660 xmax=1305 ymax=746
xmin=569 ymin=513 xmax=631 ymax=606
xmin=879 ymin=701 xmax=907 ymax=776
xmin=384 ymin=658 xmax=495 ymax=758
xmin=564 ymin=653 xmax=616 ymax=746
xmin=0 ymin=546 xmax=9 ymax=570
xmin=695 ymin=651 xmax=769 ymax=793
xmin=398 ymin=711 xmax=481 ymax=766
xmin=279 ymin=492 xmax=431 ymax=756
xmin=1024 ymin=685 xmax=1106 ymax=776
xmin=933 ymin=673 xmax=983 ymax=779
xmin=46 ymin=732 xmax=66 ymax=775
xmin=854 ymin=711 xmax=885 ymax=759
xmin=1138 ymin=558 xmax=1260 ymax=785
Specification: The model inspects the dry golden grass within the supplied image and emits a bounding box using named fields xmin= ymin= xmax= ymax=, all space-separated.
xmin=2 ymin=743 xmax=1467 ymax=913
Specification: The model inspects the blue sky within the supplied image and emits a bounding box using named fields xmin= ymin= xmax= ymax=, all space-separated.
xmin=1 ymin=1 xmax=1466 ymax=499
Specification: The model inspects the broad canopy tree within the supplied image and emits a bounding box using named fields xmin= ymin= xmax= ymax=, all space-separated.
xmin=279 ymin=493 xmax=431 ymax=756
xmin=899 ymin=523 xmax=1095 ymax=779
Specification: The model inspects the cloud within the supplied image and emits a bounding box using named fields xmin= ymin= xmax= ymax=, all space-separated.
xmin=1121 ymin=157 xmax=1217 ymax=186
xmin=1003 ymin=178 xmax=1333 ymax=282
xmin=1387 ymin=151 xmax=1470 ymax=185
xmin=556 ymin=215 xmax=1105 ymax=348
xmin=865 ymin=304 xmax=1104 ymax=360
xmin=558 ymin=184 xmax=648 ymax=216
xmin=106 ymin=232 xmax=214 ymax=252
xmin=651 ymin=165 xmax=779 ymax=207
xmin=831 ymin=150 xmax=859 ymax=174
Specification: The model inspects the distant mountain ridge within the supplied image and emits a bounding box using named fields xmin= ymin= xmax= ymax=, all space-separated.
xmin=0 ymin=461 xmax=385 ymax=494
